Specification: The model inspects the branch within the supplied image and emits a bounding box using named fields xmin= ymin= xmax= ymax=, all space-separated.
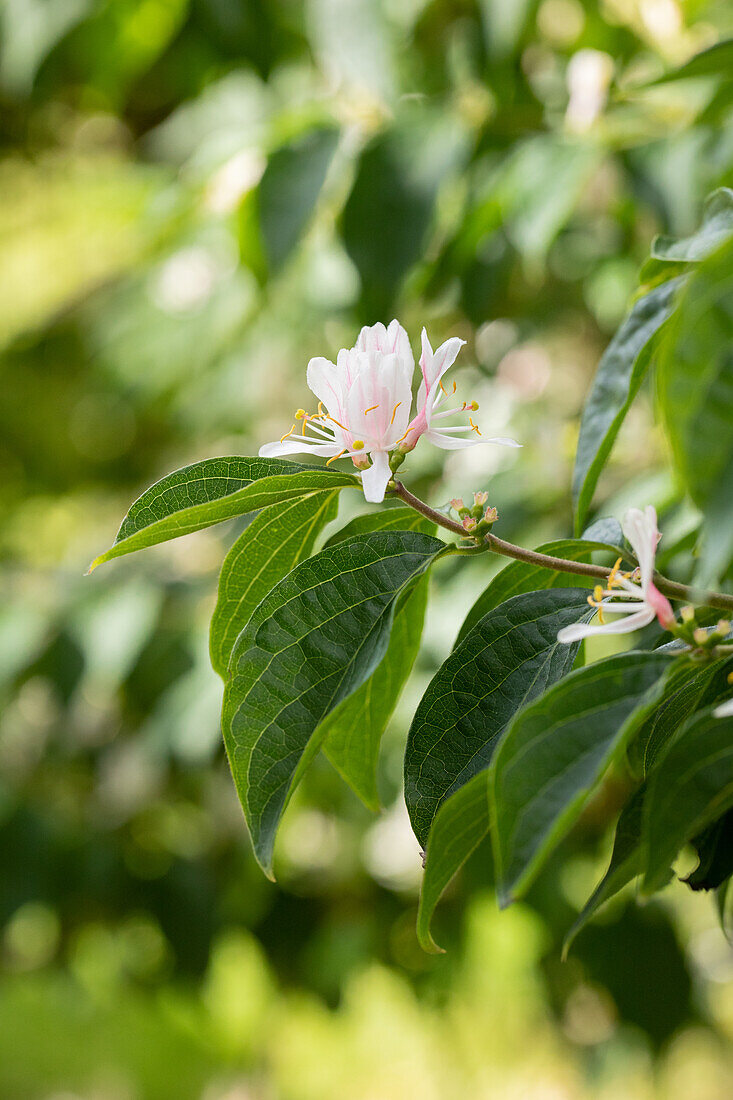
xmin=392 ymin=481 xmax=733 ymax=614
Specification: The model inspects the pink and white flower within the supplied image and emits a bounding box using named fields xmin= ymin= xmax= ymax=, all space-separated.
xmin=259 ymin=321 xmax=521 ymax=502
xmin=557 ymin=506 xmax=676 ymax=644
xmin=399 ymin=329 xmax=521 ymax=453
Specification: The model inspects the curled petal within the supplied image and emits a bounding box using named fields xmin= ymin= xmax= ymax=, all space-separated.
xmin=259 ymin=439 xmax=341 ymax=459
xmin=557 ymin=606 xmax=656 ymax=645
xmin=360 ymin=450 xmax=392 ymax=503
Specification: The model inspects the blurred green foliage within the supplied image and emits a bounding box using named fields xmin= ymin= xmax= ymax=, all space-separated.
xmin=1 ymin=0 xmax=733 ymax=1096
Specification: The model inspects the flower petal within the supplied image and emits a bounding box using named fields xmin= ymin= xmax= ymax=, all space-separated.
xmin=714 ymin=698 xmax=733 ymax=718
xmin=306 ymin=356 xmax=347 ymax=417
xmin=557 ymin=606 xmax=655 ymax=644
xmin=259 ymin=439 xmax=339 ymax=459
xmin=360 ymin=450 xmax=392 ymax=503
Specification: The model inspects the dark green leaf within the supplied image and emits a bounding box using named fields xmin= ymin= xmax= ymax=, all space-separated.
xmin=643 ymin=708 xmax=733 ymax=892
xmin=572 ymin=278 xmax=683 ymax=534
xmin=627 ymin=656 xmax=729 ymax=777
xmin=686 ymin=810 xmax=733 ymax=891
xmin=342 ymin=112 xmax=467 ymax=316
xmin=406 ymin=588 xmax=591 ymax=847
xmin=417 ymin=772 xmax=489 ymax=953
xmin=657 ymin=241 xmax=733 ymax=584
xmin=324 ymin=506 xmax=431 ymax=548
xmin=490 ymin=650 xmax=673 ymax=904
xmin=89 ymin=457 xmax=358 ymax=570
xmin=259 ymin=126 xmax=339 ymax=273
xmin=457 ymin=536 xmax=625 ymax=645
xmin=322 ymin=576 xmax=429 ymax=810
xmin=209 ymin=490 xmax=341 ymax=679
xmin=222 ymin=531 xmax=445 ymax=874
xmin=563 ymin=784 xmax=648 ymax=956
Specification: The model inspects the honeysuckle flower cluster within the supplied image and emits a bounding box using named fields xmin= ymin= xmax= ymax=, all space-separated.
xmin=259 ymin=320 xmax=520 ymax=503
xmin=450 ymin=492 xmax=499 ymax=536
xmin=557 ymin=506 xmax=675 ymax=645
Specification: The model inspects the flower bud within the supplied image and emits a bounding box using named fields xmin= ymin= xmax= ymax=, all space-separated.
xmin=681 ymin=606 xmax=696 ymax=624
xmin=716 ymin=620 xmax=731 ymax=636
xmin=462 ymin=516 xmax=478 ymax=532
xmin=450 ymin=498 xmax=464 ymax=511
xmin=693 ymin=627 xmax=709 ymax=647
xmin=473 ymin=491 xmax=489 ymax=507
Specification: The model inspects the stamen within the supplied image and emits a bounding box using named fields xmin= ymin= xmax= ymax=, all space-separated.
xmin=390 ymin=402 xmax=402 ymax=425
xmin=469 ymin=418 xmax=481 ymax=436
xmin=326 ymin=450 xmax=347 ymax=466
xmin=593 ymin=585 xmax=604 ymax=603
xmin=364 ymin=404 xmax=380 ymax=415
xmin=324 ymin=414 xmax=350 ymax=432
xmin=606 ymin=557 xmax=624 ymax=589
xmin=280 ymin=423 xmax=296 ymax=443
xmin=352 ymin=440 xmax=365 ymax=450
xmin=295 ymin=409 xmax=307 ymax=421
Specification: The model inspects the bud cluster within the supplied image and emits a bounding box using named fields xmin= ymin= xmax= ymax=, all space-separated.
xmin=450 ymin=492 xmax=499 ymax=541
xmin=672 ymin=605 xmax=732 ymax=658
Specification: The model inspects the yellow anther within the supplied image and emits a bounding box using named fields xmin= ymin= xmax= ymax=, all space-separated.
xmin=326 ymin=449 xmax=347 ymax=466
xmin=468 ymin=400 xmax=479 ymax=411
xmin=598 ymin=606 xmax=605 ymax=624
xmin=390 ymin=402 xmax=402 ymax=425
xmin=364 ymin=404 xmax=380 ymax=415
xmin=280 ymin=423 xmax=296 ymax=443
xmin=325 ymin=414 xmax=349 ymax=432
xmin=439 ymin=379 xmax=448 ymax=396
xmin=728 ymin=671 xmax=733 ymax=685
xmin=295 ymin=408 xmax=307 ymax=420
xmin=469 ymin=418 xmax=481 ymax=436
xmin=593 ymin=585 xmax=604 ymax=603
xmin=352 ymin=440 xmax=365 ymax=450
xmin=606 ymin=557 xmax=624 ymax=589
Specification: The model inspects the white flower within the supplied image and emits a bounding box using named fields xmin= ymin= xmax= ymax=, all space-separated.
xmin=260 ymin=320 xmax=413 ymax=502
xmin=714 ymin=698 xmax=733 ymax=718
xmin=259 ymin=321 xmax=520 ymax=503
xmin=557 ymin=506 xmax=676 ymax=644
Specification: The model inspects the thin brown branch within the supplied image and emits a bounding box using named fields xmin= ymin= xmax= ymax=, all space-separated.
xmin=392 ymin=481 xmax=733 ymax=614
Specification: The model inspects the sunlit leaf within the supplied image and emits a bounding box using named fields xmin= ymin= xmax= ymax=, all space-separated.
xmin=573 ymin=278 xmax=684 ymax=533
xmin=657 ymin=239 xmax=733 ymax=584
xmin=89 ymin=457 xmax=359 ymax=570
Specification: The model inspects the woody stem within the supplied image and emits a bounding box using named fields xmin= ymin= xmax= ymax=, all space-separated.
xmin=392 ymin=481 xmax=733 ymax=614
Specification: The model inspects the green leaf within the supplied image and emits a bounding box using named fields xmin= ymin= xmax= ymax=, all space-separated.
xmin=209 ymin=490 xmax=341 ymax=680
xmin=324 ymin=506 xmax=432 ymax=547
xmin=642 ymin=708 xmax=733 ymax=893
xmin=319 ymin=508 xmax=435 ymax=809
xmin=416 ymin=772 xmax=489 ymax=953
xmin=89 ymin=456 xmax=359 ymax=570
xmin=342 ymin=111 xmax=468 ymax=316
xmin=650 ymin=188 xmax=733 ymax=264
xmin=627 ymin=655 xmax=729 ymax=777
xmin=321 ymin=576 xmax=429 ymax=810
xmin=563 ymin=784 xmax=647 ymax=957
xmin=572 ymin=278 xmax=683 ymax=534
xmin=222 ymin=530 xmax=445 ymax=874
xmin=685 ymin=809 xmax=733 ymax=892
xmin=490 ymin=650 xmax=673 ymax=904
xmin=456 ymin=534 xmax=626 ymax=645
xmin=657 ymin=240 xmax=733 ymax=585
xmin=258 ymin=126 xmax=340 ymax=273
xmin=406 ymin=588 xmax=591 ymax=847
